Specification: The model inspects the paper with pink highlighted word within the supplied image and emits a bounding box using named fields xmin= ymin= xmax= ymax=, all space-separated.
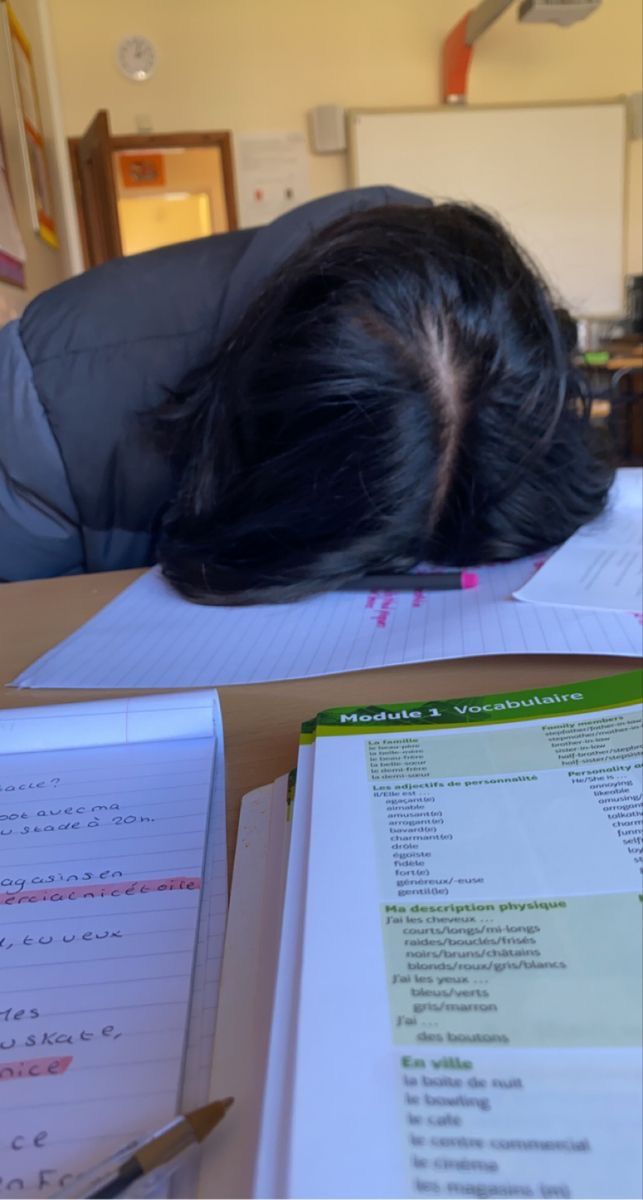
xmin=12 ymin=472 xmax=642 ymax=691
xmin=0 ymin=693 xmax=226 ymax=1199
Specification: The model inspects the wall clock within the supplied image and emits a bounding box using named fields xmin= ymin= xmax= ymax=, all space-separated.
xmin=116 ymin=36 xmax=157 ymax=82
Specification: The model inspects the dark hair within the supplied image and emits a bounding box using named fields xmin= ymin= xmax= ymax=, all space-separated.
xmin=156 ymin=202 xmax=614 ymax=604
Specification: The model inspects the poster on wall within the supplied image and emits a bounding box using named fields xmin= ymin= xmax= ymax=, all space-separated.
xmin=2 ymin=2 xmax=58 ymax=248
xmin=118 ymin=153 xmax=166 ymax=189
xmin=0 ymin=112 xmax=26 ymax=286
xmin=234 ymin=131 xmax=310 ymax=228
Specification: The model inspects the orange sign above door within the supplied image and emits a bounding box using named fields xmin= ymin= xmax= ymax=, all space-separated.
xmin=119 ymin=154 xmax=165 ymax=188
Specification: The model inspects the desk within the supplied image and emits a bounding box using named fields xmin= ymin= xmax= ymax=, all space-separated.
xmin=602 ymin=355 xmax=643 ymax=370
xmin=0 ymin=570 xmax=635 ymax=867
xmin=580 ymin=346 xmax=643 ymax=465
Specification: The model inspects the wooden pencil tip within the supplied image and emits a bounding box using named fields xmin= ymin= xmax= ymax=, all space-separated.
xmin=186 ymin=1097 xmax=235 ymax=1142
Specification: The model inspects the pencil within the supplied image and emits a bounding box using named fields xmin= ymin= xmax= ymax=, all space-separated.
xmin=52 ymin=1098 xmax=234 ymax=1199
xmin=337 ymin=570 xmax=479 ymax=592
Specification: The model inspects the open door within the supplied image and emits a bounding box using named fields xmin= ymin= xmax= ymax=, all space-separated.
xmin=69 ymin=111 xmax=237 ymax=269
xmin=73 ymin=110 xmax=122 ymax=267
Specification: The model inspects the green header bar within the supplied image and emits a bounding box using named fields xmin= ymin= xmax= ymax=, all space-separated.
xmin=305 ymin=669 xmax=641 ymax=737
xmin=299 ymin=715 xmax=317 ymax=745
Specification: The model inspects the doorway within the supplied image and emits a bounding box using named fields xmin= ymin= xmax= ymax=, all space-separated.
xmin=69 ymin=111 xmax=237 ymax=268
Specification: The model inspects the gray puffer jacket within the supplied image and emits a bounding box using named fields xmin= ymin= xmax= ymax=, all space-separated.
xmin=0 ymin=185 xmax=427 ymax=581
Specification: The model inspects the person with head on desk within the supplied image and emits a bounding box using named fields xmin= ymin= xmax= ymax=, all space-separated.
xmin=0 ymin=186 xmax=612 ymax=602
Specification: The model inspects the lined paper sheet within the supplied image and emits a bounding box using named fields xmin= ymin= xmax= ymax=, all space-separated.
xmin=515 ymin=468 xmax=643 ymax=613
xmin=0 ymin=693 xmax=218 ymax=754
xmin=0 ymin=695 xmax=226 ymax=1199
xmin=13 ymin=555 xmax=641 ymax=691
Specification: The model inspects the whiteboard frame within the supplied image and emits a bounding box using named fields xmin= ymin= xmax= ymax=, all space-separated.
xmin=347 ymin=97 xmax=628 ymax=319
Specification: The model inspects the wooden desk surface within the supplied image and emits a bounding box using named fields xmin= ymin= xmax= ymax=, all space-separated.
xmin=599 ymin=337 xmax=643 ymax=370
xmin=0 ymin=570 xmax=635 ymax=867
xmin=604 ymin=355 xmax=643 ymax=371
xmin=575 ymin=352 xmax=643 ymax=371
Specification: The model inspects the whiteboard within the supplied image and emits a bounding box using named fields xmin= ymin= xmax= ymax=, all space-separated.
xmin=349 ymin=102 xmax=627 ymax=318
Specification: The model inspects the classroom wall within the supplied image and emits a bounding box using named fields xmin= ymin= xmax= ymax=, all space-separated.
xmin=0 ymin=0 xmax=74 ymax=319
xmin=47 ymin=0 xmax=643 ymax=277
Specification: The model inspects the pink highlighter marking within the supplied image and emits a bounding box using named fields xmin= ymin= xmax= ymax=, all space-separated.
xmin=461 ymin=571 xmax=479 ymax=589
xmin=0 ymin=876 xmax=201 ymax=906
xmin=0 ymin=1055 xmax=72 ymax=1082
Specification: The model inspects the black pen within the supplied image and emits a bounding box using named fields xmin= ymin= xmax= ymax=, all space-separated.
xmin=337 ymin=570 xmax=479 ymax=591
xmin=52 ymin=1098 xmax=233 ymax=1199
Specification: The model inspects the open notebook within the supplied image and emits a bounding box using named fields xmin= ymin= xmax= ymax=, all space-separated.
xmin=0 ymin=694 xmax=227 ymax=1200
xmin=201 ymin=670 xmax=643 ymax=1199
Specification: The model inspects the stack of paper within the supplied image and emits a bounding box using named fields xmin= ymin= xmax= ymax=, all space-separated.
xmin=202 ymin=670 xmax=643 ymax=1199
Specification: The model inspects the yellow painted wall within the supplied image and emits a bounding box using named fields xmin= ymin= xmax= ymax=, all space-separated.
xmin=45 ymin=0 xmax=643 ymax=276
xmin=0 ymin=0 xmax=71 ymax=320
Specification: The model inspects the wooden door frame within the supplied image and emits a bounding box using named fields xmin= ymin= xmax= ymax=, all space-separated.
xmin=69 ymin=128 xmax=238 ymax=269
xmin=67 ymin=138 xmax=91 ymax=269
xmin=110 ymin=131 xmax=238 ymax=232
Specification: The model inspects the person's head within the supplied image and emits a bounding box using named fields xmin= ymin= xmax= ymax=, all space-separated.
xmin=157 ymin=201 xmax=613 ymax=604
